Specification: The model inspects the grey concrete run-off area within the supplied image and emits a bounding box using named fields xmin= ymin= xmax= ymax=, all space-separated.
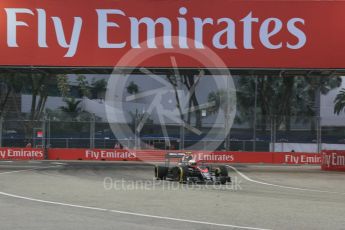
xmin=0 ymin=161 xmax=344 ymax=230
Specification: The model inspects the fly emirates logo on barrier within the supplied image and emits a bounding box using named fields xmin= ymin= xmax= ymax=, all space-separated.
xmin=0 ymin=148 xmax=44 ymax=159
xmin=85 ymin=150 xmax=137 ymax=160
xmin=323 ymin=152 xmax=345 ymax=167
xmin=284 ymin=154 xmax=322 ymax=164
xmin=195 ymin=152 xmax=235 ymax=162
xmin=3 ymin=7 xmax=306 ymax=58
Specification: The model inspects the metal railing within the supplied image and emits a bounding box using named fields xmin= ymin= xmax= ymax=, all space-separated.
xmin=1 ymin=114 xmax=344 ymax=153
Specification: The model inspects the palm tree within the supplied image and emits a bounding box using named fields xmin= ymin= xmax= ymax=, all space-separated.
xmin=91 ymin=78 xmax=107 ymax=99
xmin=60 ymin=97 xmax=82 ymax=119
xmin=334 ymin=88 xmax=345 ymax=115
xmin=126 ymin=81 xmax=139 ymax=95
xmin=236 ymin=76 xmax=342 ymax=131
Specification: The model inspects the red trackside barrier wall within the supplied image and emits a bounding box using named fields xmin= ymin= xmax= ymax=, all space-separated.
xmin=321 ymin=150 xmax=345 ymax=171
xmin=0 ymin=148 xmax=325 ymax=165
xmin=0 ymin=148 xmax=44 ymax=160
xmin=48 ymin=148 xmax=140 ymax=161
xmin=46 ymin=148 xmax=322 ymax=165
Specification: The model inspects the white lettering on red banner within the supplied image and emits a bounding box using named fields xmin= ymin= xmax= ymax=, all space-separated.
xmin=323 ymin=152 xmax=345 ymax=167
xmin=0 ymin=148 xmax=44 ymax=159
xmin=85 ymin=149 xmax=137 ymax=160
xmin=284 ymin=154 xmax=322 ymax=164
xmin=3 ymin=7 xmax=306 ymax=58
xmin=196 ymin=152 xmax=235 ymax=162
xmin=2 ymin=0 xmax=345 ymax=68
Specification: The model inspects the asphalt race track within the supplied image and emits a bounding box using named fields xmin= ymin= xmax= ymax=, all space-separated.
xmin=0 ymin=161 xmax=344 ymax=230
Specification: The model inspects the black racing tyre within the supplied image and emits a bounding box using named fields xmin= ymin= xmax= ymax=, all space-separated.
xmin=215 ymin=165 xmax=229 ymax=184
xmin=178 ymin=166 xmax=188 ymax=183
xmin=155 ymin=166 xmax=168 ymax=180
xmin=218 ymin=165 xmax=229 ymax=177
xmin=215 ymin=165 xmax=228 ymax=177
xmin=219 ymin=177 xmax=228 ymax=185
xmin=171 ymin=167 xmax=180 ymax=181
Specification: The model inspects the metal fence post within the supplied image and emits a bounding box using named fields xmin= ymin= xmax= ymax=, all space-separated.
xmin=47 ymin=116 xmax=51 ymax=148
xmin=224 ymin=74 xmax=231 ymax=151
xmin=0 ymin=116 xmax=3 ymax=147
xmin=90 ymin=114 xmax=95 ymax=149
xmin=134 ymin=118 xmax=138 ymax=150
xmin=270 ymin=116 xmax=274 ymax=152
xmin=317 ymin=116 xmax=322 ymax=153
xmin=253 ymin=76 xmax=258 ymax=152
xmin=270 ymin=116 xmax=277 ymax=152
xmin=179 ymin=122 xmax=185 ymax=150
xmin=42 ymin=115 xmax=46 ymax=149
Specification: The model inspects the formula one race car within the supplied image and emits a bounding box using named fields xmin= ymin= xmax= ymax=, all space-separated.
xmin=154 ymin=152 xmax=231 ymax=184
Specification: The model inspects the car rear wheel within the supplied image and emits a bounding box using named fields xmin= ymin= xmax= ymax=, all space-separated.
xmin=217 ymin=166 xmax=228 ymax=177
xmin=215 ymin=166 xmax=229 ymax=184
xmin=155 ymin=166 xmax=168 ymax=180
xmin=178 ymin=166 xmax=188 ymax=183
xmin=214 ymin=165 xmax=229 ymax=177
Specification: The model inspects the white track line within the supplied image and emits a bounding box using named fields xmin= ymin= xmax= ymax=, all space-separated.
xmin=227 ymin=165 xmax=345 ymax=195
xmin=0 ymin=166 xmax=270 ymax=230
xmin=51 ymin=162 xmax=66 ymax=165
xmin=0 ymin=191 xmax=270 ymax=230
xmin=0 ymin=161 xmax=13 ymax=163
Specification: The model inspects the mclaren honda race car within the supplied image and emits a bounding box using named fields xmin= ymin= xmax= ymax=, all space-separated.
xmin=154 ymin=152 xmax=231 ymax=184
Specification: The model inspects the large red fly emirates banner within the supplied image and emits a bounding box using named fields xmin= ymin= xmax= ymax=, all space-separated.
xmin=0 ymin=0 xmax=345 ymax=68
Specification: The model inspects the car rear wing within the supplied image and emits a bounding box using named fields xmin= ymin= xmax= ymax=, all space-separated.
xmin=165 ymin=152 xmax=186 ymax=167
xmin=165 ymin=152 xmax=185 ymax=159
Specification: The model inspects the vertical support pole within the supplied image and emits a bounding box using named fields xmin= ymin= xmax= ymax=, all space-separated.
xmin=253 ymin=76 xmax=258 ymax=151
xmin=273 ymin=116 xmax=277 ymax=152
xmin=313 ymin=84 xmax=321 ymax=154
xmin=90 ymin=113 xmax=95 ymax=149
xmin=225 ymin=74 xmax=231 ymax=151
xmin=0 ymin=116 xmax=3 ymax=147
xmin=270 ymin=116 xmax=277 ymax=152
xmin=46 ymin=116 xmax=51 ymax=148
xmin=134 ymin=116 xmax=138 ymax=150
xmin=317 ymin=116 xmax=322 ymax=153
xmin=179 ymin=122 xmax=185 ymax=150
xmin=270 ymin=116 xmax=274 ymax=152
xmin=42 ymin=115 xmax=46 ymax=149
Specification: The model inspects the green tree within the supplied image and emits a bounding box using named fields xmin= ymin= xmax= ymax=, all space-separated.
xmin=236 ymin=75 xmax=341 ymax=131
xmin=60 ymin=97 xmax=82 ymax=119
xmin=334 ymin=88 xmax=345 ymax=115
xmin=91 ymin=78 xmax=107 ymax=99
xmin=0 ymin=72 xmax=27 ymax=118
xmin=0 ymin=72 xmax=94 ymax=139
xmin=57 ymin=74 xmax=70 ymax=99
xmin=77 ymin=75 xmax=91 ymax=98
xmin=126 ymin=81 xmax=139 ymax=95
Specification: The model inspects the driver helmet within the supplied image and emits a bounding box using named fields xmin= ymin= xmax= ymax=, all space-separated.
xmin=183 ymin=153 xmax=193 ymax=162
xmin=188 ymin=160 xmax=197 ymax=166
